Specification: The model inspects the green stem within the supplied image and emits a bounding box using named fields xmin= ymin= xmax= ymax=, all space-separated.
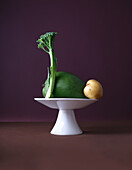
xmin=45 ymin=49 xmax=56 ymax=98
xmin=43 ymin=47 xmax=49 ymax=53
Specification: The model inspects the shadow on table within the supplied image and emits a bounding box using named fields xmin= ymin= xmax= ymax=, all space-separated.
xmin=82 ymin=123 xmax=132 ymax=135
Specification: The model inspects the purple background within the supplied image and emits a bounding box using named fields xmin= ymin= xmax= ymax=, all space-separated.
xmin=0 ymin=0 xmax=132 ymax=122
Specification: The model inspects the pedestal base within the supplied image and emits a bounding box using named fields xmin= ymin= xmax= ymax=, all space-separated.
xmin=50 ymin=109 xmax=83 ymax=135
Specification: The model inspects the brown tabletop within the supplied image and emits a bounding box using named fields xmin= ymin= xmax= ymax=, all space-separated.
xmin=0 ymin=121 xmax=132 ymax=170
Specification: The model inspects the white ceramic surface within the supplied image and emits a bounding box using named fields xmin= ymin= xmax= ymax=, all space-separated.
xmin=34 ymin=98 xmax=97 ymax=135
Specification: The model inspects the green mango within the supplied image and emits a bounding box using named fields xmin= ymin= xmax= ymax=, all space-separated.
xmin=52 ymin=71 xmax=86 ymax=98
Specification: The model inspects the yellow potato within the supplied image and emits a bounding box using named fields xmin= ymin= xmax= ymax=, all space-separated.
xmin=83 ymin=79 xmax=103 ymax=99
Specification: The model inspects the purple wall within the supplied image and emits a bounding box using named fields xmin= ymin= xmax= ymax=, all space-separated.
xmin=0 ymin=0 xmax=132 ymax=122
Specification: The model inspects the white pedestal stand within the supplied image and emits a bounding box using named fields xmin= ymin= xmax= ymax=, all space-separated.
xmin=34 ymin=98 xmax=97 ymax=136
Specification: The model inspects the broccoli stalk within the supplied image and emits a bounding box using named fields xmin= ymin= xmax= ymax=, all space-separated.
xmin=37 ymin=32 xmax=57 ymax=98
